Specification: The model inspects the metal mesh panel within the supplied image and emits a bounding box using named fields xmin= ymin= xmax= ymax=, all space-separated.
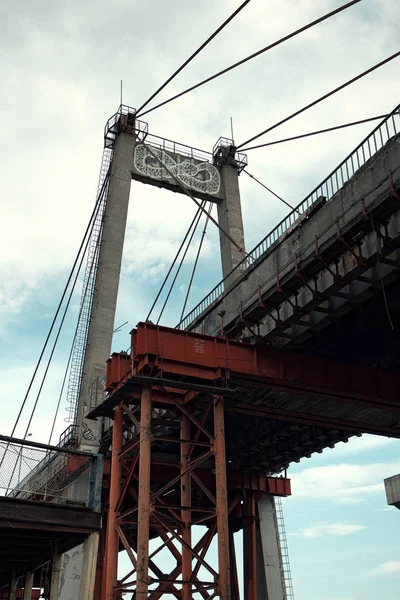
xmin=0 ymin=438 xmax=98 ymax=508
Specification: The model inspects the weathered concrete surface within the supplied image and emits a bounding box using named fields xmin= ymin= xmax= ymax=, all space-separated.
xmin=59 ymin=545 xmax=84 ymax=600
xmin=384 ymin=474 xmax=400 ymax=509
xmin=76 ymin=131 xmax=136 ymax=451
xmin=217 ymin=163 xmax=247 ymax=282
xmin=188 ymin=134 xmax=400 ymax=338
xmin=256 ymin=496 xmax=286 ymax=600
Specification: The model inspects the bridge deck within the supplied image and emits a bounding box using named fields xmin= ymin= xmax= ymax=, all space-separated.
xmin=180 ymin=110 xmax=400 ymax=377
xmin=0 ymin=496 xmax=100 ymax=587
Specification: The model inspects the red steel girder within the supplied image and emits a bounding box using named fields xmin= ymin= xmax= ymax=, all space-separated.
xmin=107 ymin=322 xmax=400 ymax=415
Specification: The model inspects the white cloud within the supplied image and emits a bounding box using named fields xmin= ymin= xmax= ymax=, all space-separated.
xmin=1 ymin=0 xmax=400 ymax=334
xmin=290 ymin=521 xmax=367 ymax=539
xmin=329 ymin=435 xmax=398 ymax=456
xmin=291 ymin=462 xmax=400 ymax=504
xmin=369 ymin=561 xmax=400 ymax=576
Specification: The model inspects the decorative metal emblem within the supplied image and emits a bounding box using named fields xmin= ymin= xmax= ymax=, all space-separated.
xmin=134 ymin=144 xmax=221 ymax=195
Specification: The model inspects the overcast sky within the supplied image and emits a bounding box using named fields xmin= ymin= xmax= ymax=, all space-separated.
xmin=1 ymin=1 xmax=400 ymax=598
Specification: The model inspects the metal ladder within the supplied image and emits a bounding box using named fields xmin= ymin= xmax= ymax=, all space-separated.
xmin=276 ymin=496 xmax=295 ymax=599
xmin=65 ymin=146 xmax=114 ymax=426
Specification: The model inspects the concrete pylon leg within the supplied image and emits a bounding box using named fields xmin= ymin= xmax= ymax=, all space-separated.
xmin=23 ymin=571 xmax=34 ymax=600
xmin=256 ymin=495 xmax=286 ymax=600
xmin=76 ymin=126 xmax=137 ymax=452
xmin=9 ymin=570 xmax=18 ymax=600
xmin=79 ymin=533 xmax=100 ymax=600
xmin=217 ymin=161 xmax=246 ymax=286
xmin=50 ymin=548 xmax=62 ymax=600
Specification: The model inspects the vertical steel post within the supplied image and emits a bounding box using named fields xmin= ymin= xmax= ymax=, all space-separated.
xmin=104 ymin=404 xmax=123 ymax=600
xmin=243 ymin=492 xmax=257 ymax=600
xmin=213 ymin=396 xmax=231 ymax=600
xmin=136 ymin=385 xmax=152 ymax=599
xmin=181 ymin=414 xmax=192 ymax=600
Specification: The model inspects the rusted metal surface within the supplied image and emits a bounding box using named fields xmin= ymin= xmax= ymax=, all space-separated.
xmin=213 ymin=396 xmax=231 ymax=600
xmin=104 ymin=405 xmax=122 ymax=600
xmin=136 ymin=385 xmax=152 ymax=599
xmin=97 ymin=321 xmax=400 ymax=597
xmin=181 ymin=415 xmax=192 ymax=600
xmin=243 ymin=492 xmax=257 ymax=600
xmin=100 ymin=377 xmax=289 ymax=598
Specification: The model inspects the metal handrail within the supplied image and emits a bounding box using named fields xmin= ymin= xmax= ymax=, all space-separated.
xmin=178 ymin=104 xmax=400 ymax=330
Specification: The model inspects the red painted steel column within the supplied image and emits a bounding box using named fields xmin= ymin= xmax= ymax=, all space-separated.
xmin=136 ymin=384 xmax=152 ymax=599
xmin=243 ymin=492 xmax=257 ymax=600
xmin=181 ymin=414 xmax=192 ymax=600
xmin=213 ymin=396 xmax=231 ymax=600
xmin=104 ymin=404 xmax=123 ymax=600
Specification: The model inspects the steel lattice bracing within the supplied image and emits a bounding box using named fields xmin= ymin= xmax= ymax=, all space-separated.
xmin=91 ymin=321 xmax=400 ymax=599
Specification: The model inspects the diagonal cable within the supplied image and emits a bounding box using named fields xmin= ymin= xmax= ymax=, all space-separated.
xmin=136 ymin=0 xmax=361 ymax=118
xmin=237 ymin=51 xmax=400 ymax=150
xmin=5 ymin=170 xmax=110 ymax=443
xmin=243 ymin=169 xmax=299 ymax=213
xmin=146 ymin=201 xmax=206 ymax=322
xmin=241 ymin=114 xmax=389 ymax=151
xmin=156 ymin=205 xmax=204 ymax=324
xmin=179 ymin=203 xmax=213 ymax=323
xmin=135 ymin=0 xmax=251 ymax=116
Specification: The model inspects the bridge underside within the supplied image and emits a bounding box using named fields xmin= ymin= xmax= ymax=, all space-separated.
xmin=0 ymin=497 xmax=100 ymax=589
xmin=92 ymin=321 xmax=400 ymax=475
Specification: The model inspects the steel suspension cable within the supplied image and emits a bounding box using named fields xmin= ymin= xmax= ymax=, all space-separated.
xmin=179 ymin=202 xmax=213 ymax=324
xmin=136 ymin=0 xmax=361 ymax=119
xmin=135 ymin=0 xmax=251 ymax=116
xmin=243 ymin=169 xmax=299 ymax=213
xmin=237 ymin=51 xmax=400 ymax=150
xmin=241 ymin=114 xmax=389 ymax=151
xmin=145 ymin=201 xmax=206 ymax=322
xmin=156 ymin=205 xmax=205 ymax=324
xmin=47 ymin=227 xmax=101 ymax=446
xmin=5 ymin=205 xmax=101 ymax=490
xmin=8 ymin=169 xmax=111 ymax=440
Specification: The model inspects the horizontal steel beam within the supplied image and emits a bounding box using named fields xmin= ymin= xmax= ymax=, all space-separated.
xmin=230 ymin=403 xmax=400 ymax=438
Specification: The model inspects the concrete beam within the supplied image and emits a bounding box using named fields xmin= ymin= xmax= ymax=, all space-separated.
xmin=384 ymin=474 xmax=400 ymax=509
xmin=23 ymin=572 xmax=34 ymax=600
xmin=9 ymin=570 xmax=18 ymax=600
xmin=50 ymin=548 xmax=62 ymax=600
xmin=79 ymin=533 xmax=99 ymax=600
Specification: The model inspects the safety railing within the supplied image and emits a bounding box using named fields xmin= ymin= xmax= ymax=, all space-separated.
xmin=178 ymin=104 xmax=400 ymax=330
xmin=0 ymin=435 xmax=102 ymax=512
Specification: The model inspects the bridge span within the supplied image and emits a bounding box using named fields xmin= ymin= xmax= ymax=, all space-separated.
xmin=180 ymin=107 xmax=400 ymax=379
xmin=1 ymin=105 xmax=399 ymax=600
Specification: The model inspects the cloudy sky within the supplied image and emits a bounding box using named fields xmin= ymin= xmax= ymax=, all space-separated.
xmin=1 ymin=0 xmax=400 ymax=598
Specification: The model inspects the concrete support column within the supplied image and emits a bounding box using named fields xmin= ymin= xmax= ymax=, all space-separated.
xmin=79 ymin=533 xmax=100 ymax=600
xmin=77 ymin=128 xmax=136 ymax=452
xmin=217 ymin=162 xmax=246 ymax=286
xmin=23 ymin=571 xmax=34 ymax=600
xmin=9 ymin=570 xmax=18 ymax=600
xmin=256 ymin=495 xmax=285 ymax=600
xmin=50 ymin=548 xmax=62 ymax=600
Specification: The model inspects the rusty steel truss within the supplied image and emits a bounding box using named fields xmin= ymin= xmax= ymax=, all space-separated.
xmin=94 ymin=322 xmax=400 ymax=599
